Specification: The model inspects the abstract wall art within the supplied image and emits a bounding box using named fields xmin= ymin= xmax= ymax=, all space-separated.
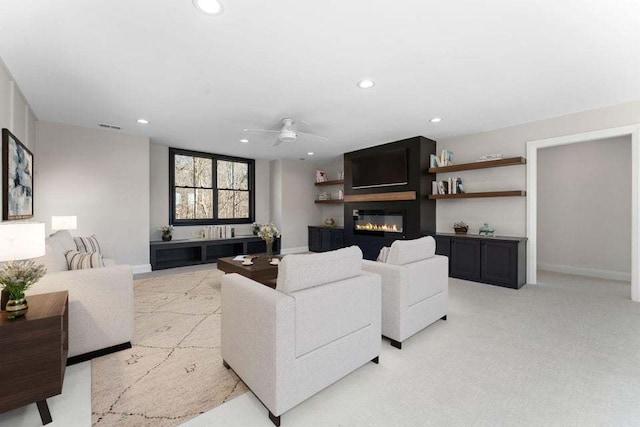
xmin=2 ymin=128 xmax=34 ymax=220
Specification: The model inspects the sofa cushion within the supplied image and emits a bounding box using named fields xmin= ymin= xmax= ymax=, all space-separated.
xmin=33 ymin=243 xmax=68 ymax=273
xmin=48 ymin=230 xmax=77 ymax=253
xmin=74 ymin=235 xmax=102 ymax=254
xmin=276 ymin=246 xmax=363 ymax=294
xmin=377 ymin=246 xmax=390 ymax=263
xmin=65 ymin=250 xmax=105 ymax=270
xmin=387 ymin=236 xmax=436 ymax=266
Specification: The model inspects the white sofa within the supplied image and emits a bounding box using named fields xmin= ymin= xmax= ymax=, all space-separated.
xmin=221 ymin=246 xmax=381 ymax=426
xmin=26 ymin=230 xmax=134 ymax=361
xmin=362 ymin=236 xmax=448 ymax=349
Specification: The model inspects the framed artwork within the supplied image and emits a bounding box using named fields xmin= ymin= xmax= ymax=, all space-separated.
xmin=2 ymin=128 xmax=34 ymax=220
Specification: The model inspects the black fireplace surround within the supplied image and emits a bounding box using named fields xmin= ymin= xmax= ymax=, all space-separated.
xmin=343 ymin=136 xmax=437 ymax=260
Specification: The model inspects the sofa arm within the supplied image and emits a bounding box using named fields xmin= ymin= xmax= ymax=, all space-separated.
xmin=362 ymin=260 xmax=408 ymax=338
xmin=26 ymin=265 xmax=134 ymax=357
xmin=221 ymin=273 xmax=295 ymax=414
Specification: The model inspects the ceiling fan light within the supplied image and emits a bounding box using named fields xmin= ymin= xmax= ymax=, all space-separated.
xmin=279 ymin=129 xmax=297 ymax=143
xmin=193 ymin=0 xmax=224 ymax=15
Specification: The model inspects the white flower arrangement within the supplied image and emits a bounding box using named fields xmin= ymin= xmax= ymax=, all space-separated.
xmin=258 ymin=222 xmax=280 ymax=242
xmin=159 ymin=225 xmax=174 ymax=234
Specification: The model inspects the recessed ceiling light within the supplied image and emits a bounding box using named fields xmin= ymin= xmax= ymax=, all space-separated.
xmin=240 ymin=139 xmax=249 ymax=143
xmin=193 ymin=0 xmax=224 ymax=15
xmin=137 ymin=119 xmax=149 ymax=124
xmin=430 ymin=117 xmax=442 ymax=123
xmin=357 ymin=79 xmax=375 ymax=89
xmin=307 ymin=152 xmax=314 ymax=156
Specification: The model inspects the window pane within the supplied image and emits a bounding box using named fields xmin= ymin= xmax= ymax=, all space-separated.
xmin=175 ymin=188 xmax=195 ymax=219
xmin=217 ymin=160 xmax=233 ymax=189
xmin=175 ymin=155 xmax=194 ymax=187
xmin=195 ymin=189 xmax=213 ymax=219
xmin=218 ymin=190 xmax=249 ymax=219
xmin=234 ymin=162 xmax=249 ymax=190
xmin=217 ymin=160 xmax=249 ymax=190
xmin=194 ymin=157 xmax=212 ymax=188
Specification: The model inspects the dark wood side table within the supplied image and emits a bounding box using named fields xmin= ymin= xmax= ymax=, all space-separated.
xmin=0 ymin=291 xmax=69 ymax=425
xmin=217 ymin=254 xmax=281 ymax=288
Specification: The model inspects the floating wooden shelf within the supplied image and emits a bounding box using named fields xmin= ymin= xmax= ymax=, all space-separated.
xmin=314 ymin=199 xmax=344 ymax=204
xmin=344 ymin=191 xmax=416 ymax=203
xmin=429 ymin=190 xmax=526 ymax=200
xmin=428 ymin=157 xmax=526 ymax=174
xmin=315 ymin=179 xmax=344 ymax=186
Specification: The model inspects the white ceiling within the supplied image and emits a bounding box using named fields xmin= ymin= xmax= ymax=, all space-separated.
xmin=1 ymin=0 xmax=640 ymax=161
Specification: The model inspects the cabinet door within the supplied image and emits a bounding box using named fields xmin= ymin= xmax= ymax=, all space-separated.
xmin=330 ymin=229 xmax=344 ymax=250
xmin=434 ymin=236 xmax=450 ymax=257
xmin=309 ymin=228 xmax=322 ymax=252
xmin=321 ymin=230 xmax=332 ymax=251
xmin=450 ymin=238 xmax=481 ymax=281
xmin=481 ymin=241 xmax=518 ymax=288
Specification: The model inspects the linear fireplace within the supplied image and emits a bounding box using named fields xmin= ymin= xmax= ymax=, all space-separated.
xmin=353 ymin=210 xmax=405 ymax=237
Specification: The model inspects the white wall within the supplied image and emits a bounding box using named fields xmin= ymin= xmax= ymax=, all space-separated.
xmin=270 ymin=159 xmax=321 ymax=251
xmin=148 ymin=142 xmax=271 ymax=240
xmin=537 ymin=136 xmax=631 ymax=280
xmin=437 ymin=100 xmax=640 ymax=236
xmin=0 ymin=57 xmax=38 ymax=216
xmin=35 ymin=122 xmax=150 ymax=268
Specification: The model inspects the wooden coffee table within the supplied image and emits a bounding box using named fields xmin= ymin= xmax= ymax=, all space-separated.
xmin=0 ymin=291 xmax=69 ymax=425
xmin=217 ymin=254 xmax=281 ymax=288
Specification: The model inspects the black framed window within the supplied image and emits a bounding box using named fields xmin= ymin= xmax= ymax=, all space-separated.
xmin=169 ymin=148 xmax=255 ymax=225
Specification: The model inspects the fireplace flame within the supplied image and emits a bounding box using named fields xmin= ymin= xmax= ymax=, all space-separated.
xmin=355 ymin=223 xmax=402 ymax=232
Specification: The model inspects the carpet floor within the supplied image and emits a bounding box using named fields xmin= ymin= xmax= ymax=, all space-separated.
xmin=91 ymin=268 xmax=247 ymax=426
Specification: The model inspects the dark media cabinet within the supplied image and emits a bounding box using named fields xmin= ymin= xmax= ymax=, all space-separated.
xmin=308 ymin=226 xmax=344 ymax=252
xmin=150 ymin=236 xmax=281 ymax=270
xmin=434 ymin=233 xmax=526 ymax=289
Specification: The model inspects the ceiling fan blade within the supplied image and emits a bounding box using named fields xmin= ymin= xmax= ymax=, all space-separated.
xmin=297 ymin=131 xmax=328 ymax=140
xmin=272 ymin=139 xmax=283 ymax=147
xmin=242 ymin=129 xmax=281 ymax=133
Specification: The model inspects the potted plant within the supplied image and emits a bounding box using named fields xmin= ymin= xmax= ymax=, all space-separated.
xmin=252 ymin=222 xmax=261 ymax=236
xmin=258 ymin=223 xmax=280 ymax=260
xmin=0 ymin=260 xmax=47 ymax=319
xmin=159 ymin=225 xmax=174 ymax=241
xmin=453 ymin=221 xmax=469 ymax=235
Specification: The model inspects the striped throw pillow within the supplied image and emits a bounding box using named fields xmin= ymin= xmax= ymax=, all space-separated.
xmin=65 ymin=250 xmax=105 ymax=270
xmin=74 ymin=235 xmax=102 ymax=254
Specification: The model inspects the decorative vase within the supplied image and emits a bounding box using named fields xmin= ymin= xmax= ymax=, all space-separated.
xmin=454 ymin=227 xmax=468 ymax=235
xmin=324 ymin=217 xmax=336 ymax=226
xmin=1 ymin=289 xmax=9 ymax=311
xmin=265 ymin=238 xmax=274 ymax=260
xmin=6 ymin=294 xmax=28 ymax=319
xmin=162 ymin=233 xmax=172 ymax=242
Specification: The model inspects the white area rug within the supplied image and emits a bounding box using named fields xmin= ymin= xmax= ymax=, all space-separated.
xmin=92 ymin=269 xmax=247 ymax=426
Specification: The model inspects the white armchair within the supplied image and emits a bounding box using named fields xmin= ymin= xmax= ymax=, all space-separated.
xmin=221 ymin=246 xmax=381 ymax=426
xmin=362 ymin=236 xmax=448 ymax=349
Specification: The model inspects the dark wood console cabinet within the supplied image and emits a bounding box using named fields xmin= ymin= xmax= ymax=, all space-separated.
xmin=150 ymin=236 xmax=281 ymax=270
xmin=434 ymin=233 xmax=526 ymax=289
xmin=0 ymin=291 xmax=69 ymax=425
xmin=308 ymin=226 xmax=344 ymax=252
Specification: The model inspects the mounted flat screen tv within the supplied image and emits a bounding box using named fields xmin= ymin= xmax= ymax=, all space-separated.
xmin=351 ymin=147 xmax=408 ymax=189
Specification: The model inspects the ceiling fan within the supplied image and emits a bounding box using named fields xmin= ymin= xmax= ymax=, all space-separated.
xmin=243 ymin=118 xmax=328 ymax=147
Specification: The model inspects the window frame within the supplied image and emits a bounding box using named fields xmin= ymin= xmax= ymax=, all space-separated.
xmin=169 ymin=147 xmax=255 ymax=226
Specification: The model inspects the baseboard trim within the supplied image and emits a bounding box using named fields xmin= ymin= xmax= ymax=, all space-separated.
xmin=67 ymin=342 xmax=132 ymax=366
xmin=281 ymin=246 xmax=309 ymax=255
xmin=538 ymin=263 xmax=631 ymax=282
xmin=132 ymin=264 xmax=152 ymax=274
